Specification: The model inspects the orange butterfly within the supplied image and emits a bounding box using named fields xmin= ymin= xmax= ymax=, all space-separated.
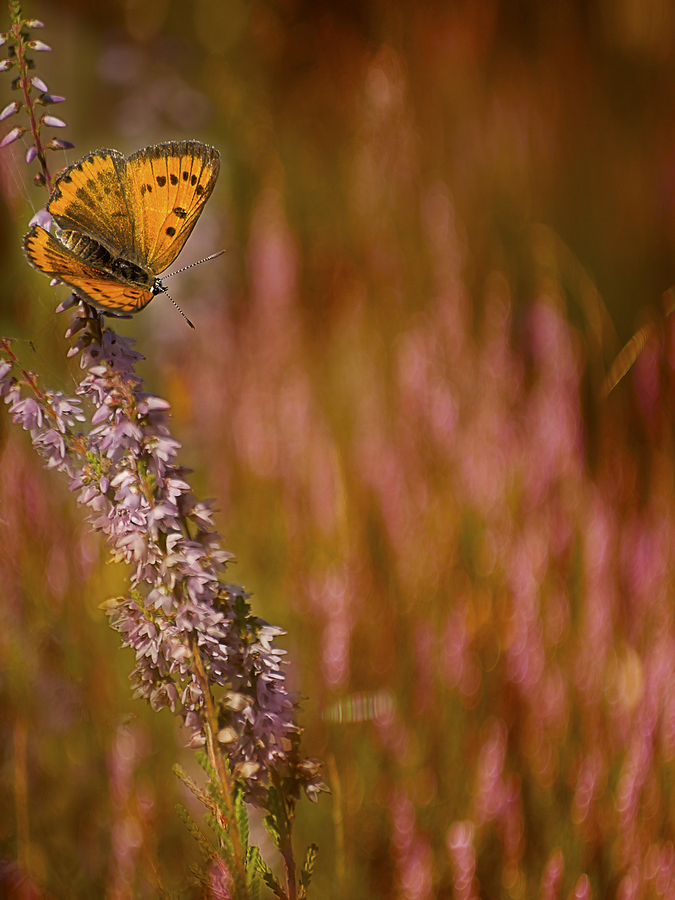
xmin=24 ymin=140 xmax=220 ymax=321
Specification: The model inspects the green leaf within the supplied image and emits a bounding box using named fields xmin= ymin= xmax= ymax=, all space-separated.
xmin=245 ymin=847 xmax=262 ymax=900
xmin=204 ymin=810 xmax=235 ymax=859
xmin=255 ymin=853 xmax=286 ymax=900
xmin=196 ymin=749 xmax=217 ymax=780
xmin=265 ymin=784 xmax=290 ymax=846
xmin=263 ymin=813 xmax=281 ymax=850
xmin=176 ymin=804 xmax=216 ymax=860
xmin=298 ymin=844 xmax=319 ymax=899
xmin=173 ymin=763 xmax=201 ymax=797
xmin=235 ymin=786 xmax=250 ymax=850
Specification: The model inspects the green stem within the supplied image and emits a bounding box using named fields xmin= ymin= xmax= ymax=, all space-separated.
xmin=189 ymin=634 xmax=249 ymax=893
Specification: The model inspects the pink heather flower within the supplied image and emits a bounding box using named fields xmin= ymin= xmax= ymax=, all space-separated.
xmin=41 ymin=113 xmax=65 ymax=127
xmin=540 ymin=849 xmax=564 ymax=900
xmin=28 ymin=207 xmax=51 ymax=229
xmin=570 ymin=875 xmax=592 ymax=900
xmin=500 ymin=775 xmax=524 ymax=864
xmin=571 ymin=750 xmax=605 ymax=827
xmin=616 ymin=869 xmax=640 ymax=900
xmin=473 ymin=719 xmax=508 ymax=825
xmin=447 ymin=820 xmax=478 ymax=900
xmin=106 ymin=724 xmax=150 ymax=897
xmin=0 ymin=125 xmax=24 ymax=146
xmin=615 ymin=692 xmax=658 ymax=861
xmin=388 ymin=786 xmax=434 ymax=899
xmin=208 ymin=858 xmax=235 ymax=899
xmin=440 ymin=599 xmax=482 ymax=704
xmin=26 ymin=39 xmax=50 ymax=51
xmin=643 ymin=843 xmax=675 ymax=894
xmin=0 ymin=99 xmax=19 ymax=120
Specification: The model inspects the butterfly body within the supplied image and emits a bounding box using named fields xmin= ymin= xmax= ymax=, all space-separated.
xmin=24 ymin=140 xmax=220 ymax=316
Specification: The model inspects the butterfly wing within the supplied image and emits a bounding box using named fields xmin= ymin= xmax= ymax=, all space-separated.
xmin=24 ymin=225 xmax=154 ymax=313
xmin=46 ymin=148 xmax=141 ymax=260
xmin=126 ymin=141 xmax=220 ymax=275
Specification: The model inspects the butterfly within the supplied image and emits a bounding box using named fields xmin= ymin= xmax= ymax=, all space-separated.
xmin=23 ymin=140 xmax=220 ymax=323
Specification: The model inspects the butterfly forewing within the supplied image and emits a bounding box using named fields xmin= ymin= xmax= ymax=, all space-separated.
xmin=127 ymin=141 xmax=220 ymax=275
xmin=24 ymin=225 xmax=154 ymax=313
xmin=46 ymin=150 xmax=139 ymax=260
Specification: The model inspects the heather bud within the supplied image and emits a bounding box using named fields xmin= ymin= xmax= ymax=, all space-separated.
xmin=45 ymin=138 xmax=75 ymax=150
xmin=54 ymin=294 xmax=78 ymax=314
xmin=28 ymin=207 xmax=51 ymax=228
xmin=0 ymin=125 xmax=24 ymax=146
xmin=0 ymin=100 xmax=20 ymax=120
xmin=41 ymin=114 xmax=65 ymax=128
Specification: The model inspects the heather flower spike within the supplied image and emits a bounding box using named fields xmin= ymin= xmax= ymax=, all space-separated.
xmin=0 ymin=313 xmax=325 ymax=892
xmin=2 ymin=1 xmax=325 ymax=896
xmin=0 ymin=0 xmax=73 ymax=193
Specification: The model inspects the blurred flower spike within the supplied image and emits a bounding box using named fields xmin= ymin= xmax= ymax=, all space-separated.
xmin=0 ymin=0 xmax=74 ymax=191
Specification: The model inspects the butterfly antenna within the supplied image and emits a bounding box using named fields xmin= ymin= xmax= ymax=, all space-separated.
xmin=159 ymin=283 xmax=195 ymax=330
xmin=159 ymin=250 xmax=225 ymax=329
xmin=163 ymin=249 xmax=226 ymax=279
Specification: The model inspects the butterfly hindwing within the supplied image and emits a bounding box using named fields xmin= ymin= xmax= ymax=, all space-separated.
xmin=127 ymin=141 xmax=221 ymax=274
xmin=24 ymin=225 xmax=154 ymax=313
